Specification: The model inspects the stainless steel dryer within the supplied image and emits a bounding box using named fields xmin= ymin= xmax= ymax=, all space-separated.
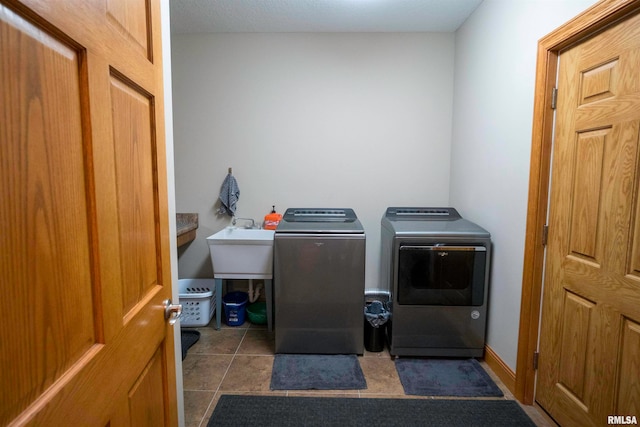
xmin=274 ymin=208 xmax=365 ymax=354
xmin=381 ymin=207 xmax=491 ymax=357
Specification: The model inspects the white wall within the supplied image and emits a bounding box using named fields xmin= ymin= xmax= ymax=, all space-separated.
xmin=450 ymin=0 xmax=598 ymax=371
xmin=172 ymin=33 xmax=455 ymax=291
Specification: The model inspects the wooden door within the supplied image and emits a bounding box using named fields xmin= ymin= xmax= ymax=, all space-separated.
xmin=537 ymin=9 xmax=640 ymax=427
xmin=0 ymin=0 xmax=177 ymax=425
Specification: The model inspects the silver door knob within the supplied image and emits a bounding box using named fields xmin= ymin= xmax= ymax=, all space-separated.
xmin=164 ymin=299 xmax=183 ymax=325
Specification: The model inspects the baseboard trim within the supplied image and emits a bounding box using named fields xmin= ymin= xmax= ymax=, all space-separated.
xmin=484 ymin=344 xmax=516 ymax=395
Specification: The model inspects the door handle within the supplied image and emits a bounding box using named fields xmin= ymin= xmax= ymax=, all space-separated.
xmin=163 ymin=299 xmax=182 ymax=325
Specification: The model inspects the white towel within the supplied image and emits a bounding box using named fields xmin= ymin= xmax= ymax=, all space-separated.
xmin=218 ymin=173 xmax=240 ymax=216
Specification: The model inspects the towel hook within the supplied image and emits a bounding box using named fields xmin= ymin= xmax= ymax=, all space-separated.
xmin=228 ymin=167 xmax=232 ymax=174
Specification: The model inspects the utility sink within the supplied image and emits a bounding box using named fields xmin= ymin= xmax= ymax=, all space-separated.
xmin=206 ymin=227 xmax=275 ymax=279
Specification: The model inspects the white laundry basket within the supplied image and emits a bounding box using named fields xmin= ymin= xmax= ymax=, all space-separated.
xmin=178 ymin=279 xmax=216 ymax=327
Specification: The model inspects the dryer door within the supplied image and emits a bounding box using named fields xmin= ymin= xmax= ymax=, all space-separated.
xmin=397 ymin=245 xmax=486 ymax=306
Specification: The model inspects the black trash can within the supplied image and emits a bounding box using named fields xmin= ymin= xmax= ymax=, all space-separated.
xmin=364 ymin=300 xmax=390 ymax=352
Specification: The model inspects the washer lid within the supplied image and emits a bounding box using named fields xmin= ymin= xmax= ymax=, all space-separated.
xmin=283 ymin=208 xmax=357 ymax=223
xmin=276 ymin=208 xmax=364 ymax=234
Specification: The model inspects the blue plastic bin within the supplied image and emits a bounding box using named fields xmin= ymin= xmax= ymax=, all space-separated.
xmin=222 ymin=291 xmax=249 ymax=326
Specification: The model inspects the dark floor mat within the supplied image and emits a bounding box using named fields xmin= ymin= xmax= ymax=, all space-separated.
xmin=270 ymin=354 xmax=366 ymax=390
xmin=395 ymin=358 xmax=503 ymax=397
xmin=181 ymin=330 xmax=200 ymax=361
xmin=207 ymin=395 xmax=536 ymax=427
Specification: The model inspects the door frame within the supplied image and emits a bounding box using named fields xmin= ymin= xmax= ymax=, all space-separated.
xmin=515 ymin=0 xmax=640 ymax=405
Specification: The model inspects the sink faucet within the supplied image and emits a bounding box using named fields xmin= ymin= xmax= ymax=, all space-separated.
xmin=232 ymin=217 xmax=256 ymax=229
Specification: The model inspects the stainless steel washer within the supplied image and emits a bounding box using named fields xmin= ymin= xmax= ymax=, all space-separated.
xmin=274 ymin=208 xmax=365 ymax=354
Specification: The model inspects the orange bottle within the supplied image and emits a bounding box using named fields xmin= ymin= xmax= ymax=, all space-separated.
xmin=263 ymin=205 xmax=282 ymax=230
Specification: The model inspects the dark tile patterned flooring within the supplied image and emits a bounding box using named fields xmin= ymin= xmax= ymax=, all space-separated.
xmin=181 ymin=322 xmax=556 ymax=427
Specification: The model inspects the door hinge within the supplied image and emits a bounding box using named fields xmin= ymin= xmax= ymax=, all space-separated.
xmin=533 ymin=351 xmax=539 ymax=370
xmin=542 ymin=224 xmax=549 ymax=246
xmin=551 ymin=87 xmax=558 ymax=109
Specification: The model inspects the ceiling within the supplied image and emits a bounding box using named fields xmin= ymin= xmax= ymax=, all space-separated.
xmin=169 ymin=0 xmax=484 ymax=34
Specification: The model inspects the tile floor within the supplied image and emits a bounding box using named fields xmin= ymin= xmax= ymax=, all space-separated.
xmin=181 ymin=321 xmax=556 ymax=427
